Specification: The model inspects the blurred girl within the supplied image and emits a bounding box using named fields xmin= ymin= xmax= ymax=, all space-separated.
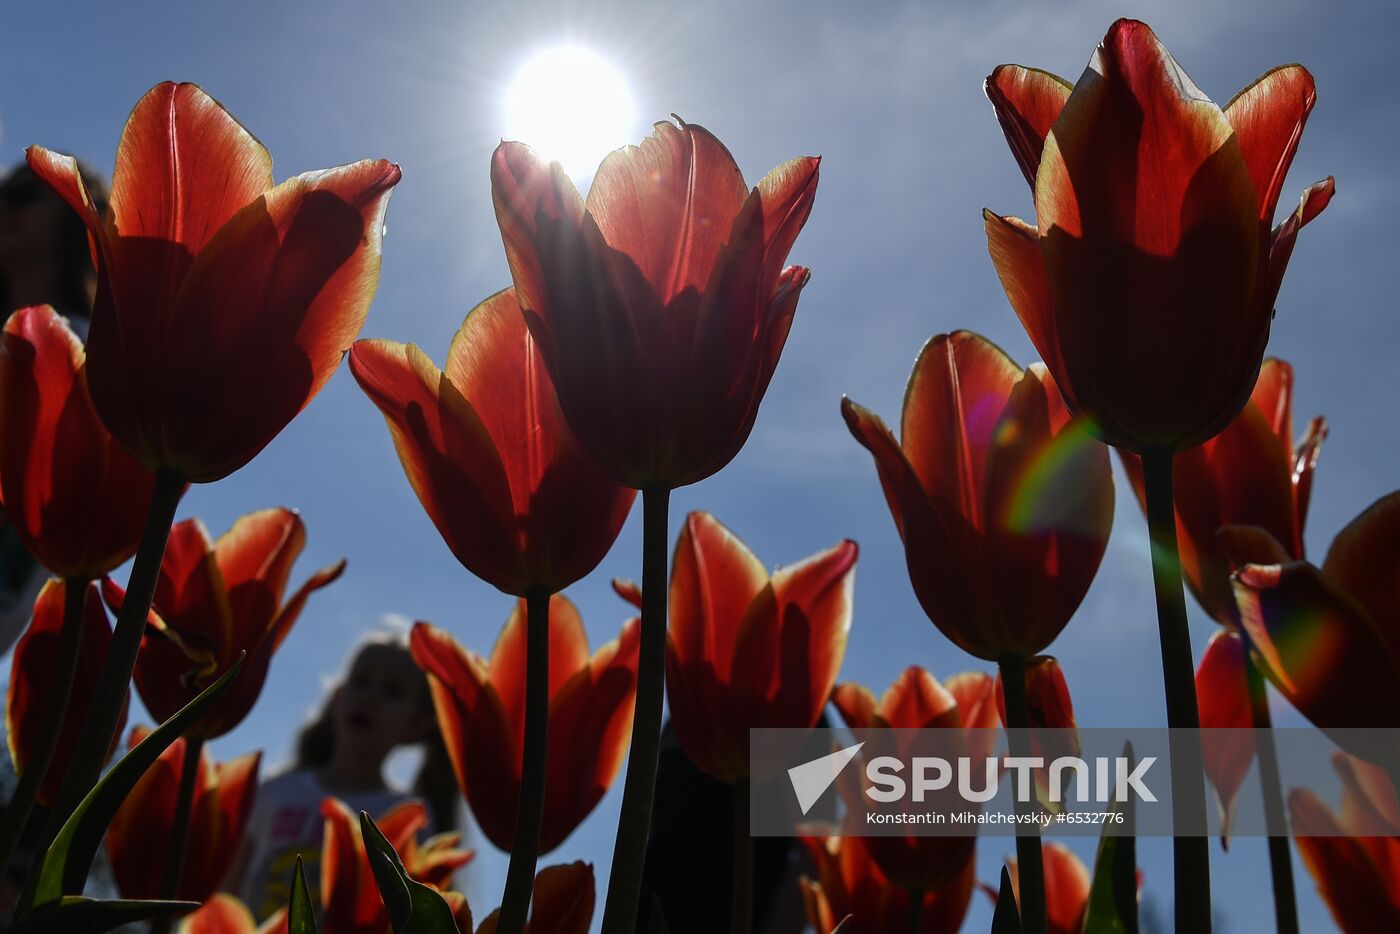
xmin=228 ymin=633 xmax=458 ymax=920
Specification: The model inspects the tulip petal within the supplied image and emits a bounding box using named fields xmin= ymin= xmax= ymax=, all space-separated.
xmin=1320 ymin=491 xmax=1400 ymax=645
xmin=1224 ymin=65 xmax=1317 ymax=224
xmin=985 ymin=65 xmax=1072 ymax=188
xmin=880 ymin=667 xmax=960 ymax=729
xmin=215 ymin=508 xmax=304 ymax=649
xmin=1216 ymin=524 xmax=1294 ymax=570
xmin=668 ymin=511 xmax=768 ymax=684
xmin=350 ymin=338 xmax=522 ymax=593
xmin=489 ymin=142 xmax=586 ymax=325
xmin=488 ymin=594 xmax=591 ymax=742
xmin=982 ymin=211 xmax=1065 ymax=400
xmin=1233 ymin=560 xmax=1400 ymax=730
xmin=1041 ymin=842 xmax=1092 ymax=934
xmin=1291 ymin=789 xmax=1400 ymax=931
xmin=1195 ymin=631 xmax=1255 ymax=845
xmin=181 ymin=894 xmax=259 ymax=934
xmin=1265 ymin=176 xmax=1334 ymax=312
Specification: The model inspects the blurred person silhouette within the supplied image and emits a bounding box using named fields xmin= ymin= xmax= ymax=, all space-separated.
xmin=227 ymin=632 xmax=459 ymax=920
xmin=0 ymin=160 xmax=109 ymax=656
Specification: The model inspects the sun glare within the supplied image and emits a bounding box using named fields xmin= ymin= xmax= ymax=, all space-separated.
xmin=504 ymin=45 xmax=636 ymax=183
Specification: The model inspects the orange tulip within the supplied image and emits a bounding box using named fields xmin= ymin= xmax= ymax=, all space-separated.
xmin=799 ymin=835 xmax=974 ymax=934
xmin=1004 ymin=843 xmax=1092 ymax=934
xmin=984 ymin=19 xmax=1333 ymax=453
xmin=616 ymin=511 xmax=855 ymax=783
xmin=5 ymin=579 xmax=125 ymax=804
xmin=490 ymin=120 xmax=819 ymax=488
xmin=106 ymin=727 xmax=259 ymax=901
xmin=1122 ymin=359 xmax=1324 ymax=627
xmin=409 ymin=599 xmax=639 ymax=852
xmin=1290 ymin=753 xmax=1400 ymax=931
xmin=349 ymin=288 xmax=634 ymax=596
xmin=1193 ymin=630 xmax=1258 ymax=845
xmin=476 ymin=862 xmax=595 ymax=934
xmin=1231 ymin=492 xmax=1400 ymax=738
xmin=178 ymin=895 xmax=284 ymax=934
xmin=831 ymin=667 xmax=998 ymax=891
xmin=106 ymin=508 xmax=343 ymax=739
xmin=0 ymin=305 xmax=157 ymax=579
xmin=321 ymin=798 xmax=474 ymax=934
xmin=993 ymin=655 xmax=1080 ymax=805
xmin=27 ymin=82 xmax=400 ymax=483
xmin=843 ymin=331 xmax=1112 ymax=661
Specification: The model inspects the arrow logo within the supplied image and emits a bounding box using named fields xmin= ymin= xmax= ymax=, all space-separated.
xmin=788 ymin=742 xmax=865 ymax=815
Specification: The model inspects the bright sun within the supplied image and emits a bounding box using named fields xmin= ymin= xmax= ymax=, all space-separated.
xmin=504 ymin=45 xmax=636 ymax=182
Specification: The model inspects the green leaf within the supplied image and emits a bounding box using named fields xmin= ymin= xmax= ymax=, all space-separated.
xmin=24 ymin=653 xmax=246 ymax=909
xmin=360 ymin=810 xmax=462 ymax=933
xmin=992 ymin=865 xmax=1023 ymax=934
xmin=289 ymin=854 xmax=317 ymax=934
xmin=1083 ymin=742 xmax=1140 ymax=934
xmin=4 ymin=895 xmax=199 ymax=933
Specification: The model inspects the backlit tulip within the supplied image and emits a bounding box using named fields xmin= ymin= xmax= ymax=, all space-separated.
xmin=984 ymin=19 xmax=1333 ymax=452
xmin=321 ymin=798 xmax=474 ymax=934
xmin=409 ymin=599 xmax=639 ymax=852
xmin=106 ymin=727 xmax=260 ymax=902
xmin=832 ymin=667 xmax=998 ymax=891
xmin=1290 ymin=753 xmax=1400 ymax=931
xmin=0 ymin=305 xmax=157 ymax=579
xmin=349 ymin=288 xmax=634 ymax=596
xmin=1004 ymin=843 xmax=1092 ymax=934
xmin=843 ymin=331 xmax=1112 ymax=661
xmin=1194 ymin=630 xmax=1255 ymax=842
xmin=476 ymin=862 xmax=595 ymax=934
xmin=178 ymin=895 xmax=283 ymax=934
xmin=490 ymin=121 xmax=819 ymax=488
xmin=799 ymin=835 xmax=974 ymax=934
xmin=993 ymin=655 xmax=1080 ymax=806
xmin=1231 ymin=491 xmax=1400 ymax=739
xmin=617 ymin=511 xmax=856 ymax=783
xmin=1122 ymin=359 xmax=1324 ymax=626
xmin=27 ymin=82 xmax=400 ymax=483
xmin=107 ymin=508 xmax=344 ymax=739
xmin=5 ymin=579 xmax=125 ymax=804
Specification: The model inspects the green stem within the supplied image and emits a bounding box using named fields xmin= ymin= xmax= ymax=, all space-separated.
xmin=0 ymin=578 xmax=89 ymax=880
xmin=150 ymin=735 xmax=204 ymax=934
xmin=999 ymin=654 xmax=1046 ymax=934
xmin=44 ymin=470 xmax=184 ymax=838
xmin=907 ymin=887 xmax=924 ymax=934
xmin=732 ymin=776 xmax=752 ymax=934
xmin=496 ymin=587 xmax=553 ymax=934
xmin=1142 ymin=450 xmax=1211 ymax=934
xmin=1245 ymin=654 xmax=1297 ymax=934
xmin=600 ymin=485 xmax=670 ymax=934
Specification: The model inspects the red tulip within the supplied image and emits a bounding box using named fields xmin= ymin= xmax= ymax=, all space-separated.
xmin=1290 ymin=753 xmax=1400 ymax=931
xmin=5 ymin=579 xmax=125 ymax=804
xmin=1004 ymin=844 xmax=1091 ymax=934
xmin=177 ymin=895 xmax=282 ymax=934
xmin=994 ymin=655 xmax=1080 ymax=806
xmin=984 ymin=19 xmax=1333 ymax=452
xmin=1230 ymin=492 xmax=1400 ymax=738
xmin=1194 ymin=630 xmax=1256 ymax=845
xmin=349 ymin=288 xmax=634 ymax=596
xmin=321 ymin=797 xmax=474 ymax=934
xmin=831 ymin=667 xmax=998 ymax=890
xmin=107 ymin=508 xmax=344 ymax=739
xmin=620 ymin=511 xmax=856 ymax=782
xmin=409 ymin=599 xmax=640 ymax=853
xmin=490 ymin=121 xmax=819 ymax=488
xmin=476 ymin=862 xmax=595 ymax=934
xmin=0 ymin=305 xmax=157 ymax=579
xmin=1121 ymin=359 xmax=1324 ymax=626
xmin=27 ymin=82 xmax=400 ymax=482
xmin=843 ymin=330 xmax=1112 ymax=661
xmin=106 ymin=726 xmax=260 ymax=901
xmin=799 ymin=835 xmax=974 ymax=934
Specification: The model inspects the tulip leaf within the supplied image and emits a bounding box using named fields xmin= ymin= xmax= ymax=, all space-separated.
xmin=289 ymin=854 xmax=317 ymax=933
xmin=360 ymin=810 xmax=461 ymax=932
xmin=829 ymin=916 xmax=853 ymax=934
xmin=1083 ymin=742 xmax=1140 ymax=934
xmin=23 ymin=653 xmax=246 ymax=910
xmin=991 ymin=865 xmax=1023 ymax=934
xmin=3 ymin=896 xmax=200 ymax=933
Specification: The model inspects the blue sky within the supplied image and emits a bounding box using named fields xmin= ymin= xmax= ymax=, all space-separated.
xmin=5 ymin=0 xmax=1398 ymax=930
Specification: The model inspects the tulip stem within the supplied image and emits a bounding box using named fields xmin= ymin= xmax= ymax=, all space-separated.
xmin=497 ymin=587 xmax=552 ymax=934
xmin=999 ymin=653 xmax=1046 ymax=934
xmin=45 ymin=470 xmax=185 ymax=840
xmin=1245 ymin=655 xmax=1297 ymax=934
xmin=907 ymin=887 xmax=924 ymax=934
xmin=601 ymin=485 xmax=670 ymax=934
xmin=149 ymin=735 xmax=204 ymax=934
xmin=1142 ymin=450 xmax=1211 ymax=933
xmin=732 ymin=776 xmax=752 ymax=934
xmin=0 ymin=578 xmax=89 ymax=884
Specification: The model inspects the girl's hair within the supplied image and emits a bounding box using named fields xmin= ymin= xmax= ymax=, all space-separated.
xmin=0 ymin=161 xmax=109 ymax=318
xmin=294 ymin=634 xmax=459 ymax=833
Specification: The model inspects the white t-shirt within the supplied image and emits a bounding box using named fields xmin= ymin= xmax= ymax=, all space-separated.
xmin=232 ymin=768 xmax=414 ymax=921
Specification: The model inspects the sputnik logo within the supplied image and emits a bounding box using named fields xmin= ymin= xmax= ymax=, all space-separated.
xmin=788 ymin=742 xmax=865 ymax=815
